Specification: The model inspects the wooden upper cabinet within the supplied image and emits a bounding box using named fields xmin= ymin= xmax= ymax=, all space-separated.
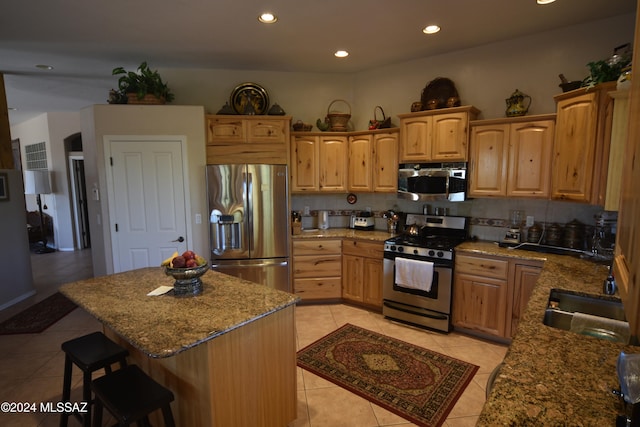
xmin=431 ymin=112 xmax=471 ymax=161
xmin=469 ymin=115 xmax=555 ymax=199
xmin=552 ymin=92 xmax=598 ymax=202
xmin=347 ymin=130 xmax=399 ymax=193
xmin=348 ymin=134 xmax=373 ymax=192
xmin=319 ymin=136 xmax=348 ymax=191
xmin=292 ymin=129 xmax=398 ymax=194
xmin=372 ymin=132 xmax=399 ymax=192
xmin=206 ymin=115 xmax=291 ymax=164
xmin=551 ymin=82 xmax=615 ymax=203
xmin=507 ymin=120 xmax=554 ymax=197
xmin=246 ymin=119 xmax=289 ymax=142
xmin=398 ymin=106 xmax=479 ymax=163
xmin=291 ymin=135 xmax=319 ymax=192
xmin=207 ymin=117 xmax=244 ymax=142
xmin=469 ymin=123 xmax=510 ymax=197
xmin=399 ymin=115 xmax=431 ymax=161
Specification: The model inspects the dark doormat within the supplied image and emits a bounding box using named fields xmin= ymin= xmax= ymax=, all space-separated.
xmin=297 ymin=323 xmax=479 ymax=427
xmin=0 ymin=292 xmax=77 ymax=335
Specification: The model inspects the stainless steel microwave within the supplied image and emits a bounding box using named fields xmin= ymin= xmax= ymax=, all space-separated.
xmin=398 ymin=163 xmax=467 ymax=202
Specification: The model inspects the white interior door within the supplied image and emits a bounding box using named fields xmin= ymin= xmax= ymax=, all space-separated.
xmin=107 ymin=137 xmax=187 ymax=273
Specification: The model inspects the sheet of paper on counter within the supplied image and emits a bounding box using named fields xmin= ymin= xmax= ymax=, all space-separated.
xmin=147 ymin=286 xmax=174 ymax=296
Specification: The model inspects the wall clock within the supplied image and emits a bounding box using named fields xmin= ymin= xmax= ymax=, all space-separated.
xmin=230 ymin=83 xmax=270 ymax=115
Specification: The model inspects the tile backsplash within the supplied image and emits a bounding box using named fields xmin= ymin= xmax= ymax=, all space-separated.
xmin=291 ymin=193 xmax=613 ymax=243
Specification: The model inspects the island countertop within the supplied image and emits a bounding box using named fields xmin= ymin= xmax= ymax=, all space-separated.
xmin=457 ymin=241 xmax=640 ymax=425
xmin=60 ymin=267 xmax=299 ymax=358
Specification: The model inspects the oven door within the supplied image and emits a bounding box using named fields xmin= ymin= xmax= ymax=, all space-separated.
xmin=382 ymin=253 xmax=452 ymax=315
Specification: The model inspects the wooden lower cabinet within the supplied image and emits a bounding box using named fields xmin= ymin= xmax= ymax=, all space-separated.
xmin=509 ymin=262 xmax=543 ymax=337
xmin=453 ymin=254 xmax=510 ymax=337
xmin=342 ymin=239 xmax=384 ymax=308
xmin=292 ymin=239 xmax=342 ymax=301
xmin=453 ymin=252 xmax=543 ymax=340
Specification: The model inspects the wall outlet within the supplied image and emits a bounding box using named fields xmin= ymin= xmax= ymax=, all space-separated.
xmin=303 ymin=206 xmax=310 ymax=215
xmin=526 ymin=215 xmax=534 ymax=227
xmin=195 ymin=213 xmax=202 ymax=224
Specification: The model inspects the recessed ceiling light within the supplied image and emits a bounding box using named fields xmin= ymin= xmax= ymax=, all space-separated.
xmin=423 ymin=25 xmax=441 ymax=35
xmin=334 ymin=50 xmax=349 ymax=58
xmin=258 ymin=12 xmax=277 ymax=23
xmin=35 ymin=64 xmax=54 ymax=70
xmin=537 ymin=0 xmax=556 ymax=4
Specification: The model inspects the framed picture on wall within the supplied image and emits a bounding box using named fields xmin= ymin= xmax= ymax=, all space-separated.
xmin=0 ymin=173 xmax=8 ymax=201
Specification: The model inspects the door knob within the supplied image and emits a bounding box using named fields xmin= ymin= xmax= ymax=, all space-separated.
xmin=172 ymin=236 xmax=185 ymax=242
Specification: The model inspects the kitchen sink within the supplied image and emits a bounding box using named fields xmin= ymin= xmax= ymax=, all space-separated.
xmin=543 ymin=289 xmax=630 ymax=343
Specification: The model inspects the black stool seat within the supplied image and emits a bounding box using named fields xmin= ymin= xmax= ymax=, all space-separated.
xmin=60 ymin=332 xmax=129 ymax=427
xmin=91 ymin=364 xmax=176 ymax=427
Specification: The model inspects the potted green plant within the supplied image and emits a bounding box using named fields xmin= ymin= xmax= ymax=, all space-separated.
xmin=110 ymin=61 xmax=175 ymax=104
xmin=582 ymin=55 xmax=631 ymax=89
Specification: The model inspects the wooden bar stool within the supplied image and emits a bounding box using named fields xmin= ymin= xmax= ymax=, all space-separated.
xmin=91 ymin=364 xmax=176 ymax=427
xmin=60 ymin=331 xmax=129 ymax=427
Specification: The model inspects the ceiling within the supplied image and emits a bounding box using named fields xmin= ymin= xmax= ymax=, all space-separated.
xmin=1 ymin=0 xmax=636 ymax=126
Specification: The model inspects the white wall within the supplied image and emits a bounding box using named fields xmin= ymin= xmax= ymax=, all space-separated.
xmin=80 ymin=105 xmax=207 ymax=276
xmin=11 ymin=112 xmax=81 ymax=251
xmin=158 ymin=14 xmax=635 ymax=131
xmin=0 ymin=170 xmax=35 ymax=309
xmin=43 ymin=112 xmax=81 ymax=251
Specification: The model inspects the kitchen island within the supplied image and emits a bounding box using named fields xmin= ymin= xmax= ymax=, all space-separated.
xmin=60 ymin=267 xmax=299 ymax=427
xmin=458 ymin=242 xmax=640 ymax=425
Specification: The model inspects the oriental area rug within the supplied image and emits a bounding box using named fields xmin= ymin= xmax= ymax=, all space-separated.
xmin=0 ymin=292 xmax=77 ymax=335
xmin=297 ymin=323 xmax=479 ymax=427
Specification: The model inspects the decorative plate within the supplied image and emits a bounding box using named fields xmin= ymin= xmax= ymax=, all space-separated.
xmin=230 ymin=82 xmax=270 ymax=115
xmin=347 ymin=193 xmax=357 ymax=204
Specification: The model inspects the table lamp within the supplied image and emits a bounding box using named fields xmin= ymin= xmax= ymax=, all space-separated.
xmin=24 ymin=170 xmax=54 ymax=254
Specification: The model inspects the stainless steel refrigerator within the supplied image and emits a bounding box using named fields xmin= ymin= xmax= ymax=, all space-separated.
xmin=206 ymin=164 xmax=290 ymax=292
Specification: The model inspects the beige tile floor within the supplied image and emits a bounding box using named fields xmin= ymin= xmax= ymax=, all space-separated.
xmin=0 ymin=249 xmax=507 ymax=426
xmin=291 ymin=304 xmax=507 ymax=427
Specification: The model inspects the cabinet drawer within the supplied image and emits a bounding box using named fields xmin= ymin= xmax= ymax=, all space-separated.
xmin=294 ymin=277 xmax=341 ymax=299
xmin=293 ymin=255 xmax=342 ymax=278
xmin=455 ymin=254 xmax=509 ymax=279
xmin=342 ymin=239 xmax=384 ymax=258
xmin=293 ymin=239 xmax=342 ymax=256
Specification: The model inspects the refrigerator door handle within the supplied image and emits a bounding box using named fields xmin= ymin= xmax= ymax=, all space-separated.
xmin=244 ymin=171 xmax=253 ymax=252
xmin=211 ymin=260 xmax=288 ymax=268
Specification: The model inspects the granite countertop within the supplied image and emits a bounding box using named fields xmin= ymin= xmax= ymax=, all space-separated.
xmin=458 ymin=241 xmax=639 ymax=425
xmin=292 ymin=228 xmax=394 ymax=242
xmin=60 ymin=267 xmax=299 ymax=358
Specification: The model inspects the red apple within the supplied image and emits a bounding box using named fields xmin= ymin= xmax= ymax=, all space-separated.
xmin=185 ymin=259 xmax=198 ymax=268
xmin=172 ymin=255 xmax=186 ymax=268
xmin=182 ymin=250 xmax=196 ymax=261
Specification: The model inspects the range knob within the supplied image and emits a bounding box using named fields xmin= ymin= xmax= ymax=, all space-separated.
xmin=413 ymin=249 xmax=419 ymax=255
xmin=397 ymin=246 xmax=404 ymax=253
xmin=437 ymin=251 xmax=444 ymax=258
xmin=428 ymin=250 xmax=435 ymax=257
xmin=390 ymin=245 xmax=397 ymax=252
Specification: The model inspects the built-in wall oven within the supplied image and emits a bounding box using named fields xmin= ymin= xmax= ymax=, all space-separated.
xmin=382 ymin=214 xmax=468 ymax=333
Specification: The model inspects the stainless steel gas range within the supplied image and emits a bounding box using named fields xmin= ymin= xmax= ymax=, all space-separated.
xmin=382 ymin=213 xmax=468 ymax=333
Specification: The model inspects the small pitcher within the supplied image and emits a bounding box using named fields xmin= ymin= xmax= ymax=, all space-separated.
xmin=505 ymin=89 xmax=531 ymax=117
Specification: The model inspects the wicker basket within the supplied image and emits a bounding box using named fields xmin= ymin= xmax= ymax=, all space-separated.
xmin=326 ymin=99 xmax=351 ymax=131
xmin=126 ymin=93 xmax=166 ymax=105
